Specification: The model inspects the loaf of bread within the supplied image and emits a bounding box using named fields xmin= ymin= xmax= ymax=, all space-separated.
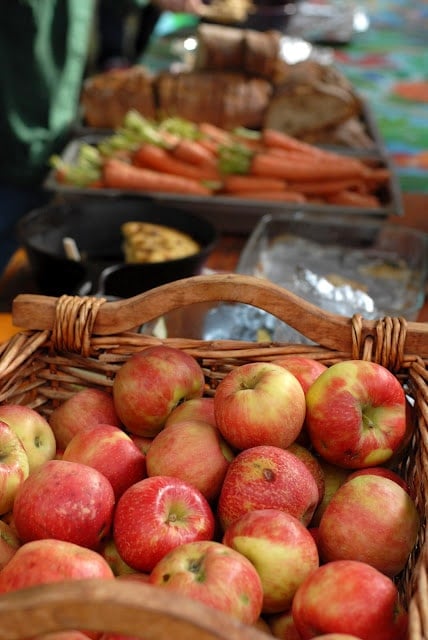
xmin=264 ymin=60 xmax=362 ymax=138
xmin=156 ymin=70 xmax=272 ymax=129
xmin=81 ymin=66 xmax=157 ymax=129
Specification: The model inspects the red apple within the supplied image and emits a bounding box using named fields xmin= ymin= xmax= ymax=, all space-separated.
xmin=129 ymin=434 xmax=153 ymax=456
xmin=0 ymin=404 xmax=56 ymax=472
xmin=0 ymin=420 xmax=29 ymax=515
xmin=146 ymin=419 xmax=234 ymax=502
xmin=13 ymin=459 xmax=115 ymax=549
xmin=49 ymin=388 xmax=122 ymax=451
xmin=275 ymin=356 xmax=328 ymax=394
xmin=311 ymin=636 xmax=363 ymax=640
xmin=218 ymin=445 xmax=320 ymax=531
xmin=306 ymin=360 xmax=406 ymax=469
xmin=32 ymin=633 xmax=93 ymax=640
xmin=317 ymin=474 xmax=419 ymax=577
xmin=291 ymin=560 xmax=408 ymax=640
xmin=112 ymin=345 xmax=206 ymax=438
xmin=214 ymin=362 xmax=306 ymax=450
xmin=0 ymin=519 xmax=21 ymax=569
xmin=113 ymin=475 xmax=215 ymax=573
xmin=346 ymin=466 xmax=411 ymax=495
xmin=223 ymin=508 xmax=319 ymax=614
xmin=149 ymin=539 xmax=264 ymax=625
xmin=62 ymin=423 xmax=147 ymax=500
xmin=0 ymin=538 xmax=114 ymax=594
xmin=165 ymin=397 xmax=217 ymax=428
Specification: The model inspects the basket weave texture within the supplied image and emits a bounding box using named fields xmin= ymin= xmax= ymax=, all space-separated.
xmin=0 ymin=273 xmax=427 ymax=640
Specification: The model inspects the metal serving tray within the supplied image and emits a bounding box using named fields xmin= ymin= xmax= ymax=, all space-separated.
xmin=44 ymin=132 xmax=403 ymax=234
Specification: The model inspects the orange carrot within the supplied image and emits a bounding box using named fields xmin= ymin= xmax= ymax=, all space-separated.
xmin=227 ymin=190 xmax=307 ymax=202
xmin=133 ymin=144 xmax=220 ymax=181
xmin=326 ymin=189 xmax=381 ymax=208
xmin=250 ymin=152 xmax=366 ymax=181
xmin=172 ymin=138 xmax=218 ymax=167
xmin=262 ymin=128 xmax=326 ymax=156
xmin=198 ymin=122 xmax=233 ymax=144
xmin=222 ymin=175 xmax=288 ymax=193
xmin=287 ymin=178 xmax=367 ymax=196
xmin=103 ymin=158 xmax=213 ymax=195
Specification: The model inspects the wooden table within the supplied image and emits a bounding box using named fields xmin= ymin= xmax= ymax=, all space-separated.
xmin=0 ymin=192 xmax=427 ymax=343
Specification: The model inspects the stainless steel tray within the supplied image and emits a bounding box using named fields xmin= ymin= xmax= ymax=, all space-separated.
xmin=44 ymin=133 xmax=403 ymax=234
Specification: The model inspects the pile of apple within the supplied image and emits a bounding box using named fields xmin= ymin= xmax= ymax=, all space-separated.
xmin=0 ymin=344 xmax=419 ymax=640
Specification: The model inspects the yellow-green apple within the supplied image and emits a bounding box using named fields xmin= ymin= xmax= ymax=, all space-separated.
xmin=12 ymin=459 xmax=115 ymax=549
xmin=165 ymin=397 xmax=217 ymax=428
xmin=217 ymin=445 xmax=320 ymax=531
xmin=346 ymin=466 xmax=411 ymax=495
xmin=62 ymin=423 xmax=147 ymax=500
xmin=287 ymin=442 xmax=325 ymax=504
xmin=0 ymin=538 xmax=114 ymax=594
xmin=309 ymin=460 xmax=349 ymax=528
xmin=267 ymin=610 xmax=302 ymax=640
xmin=305 ymin=360 xmax=406 ymax=469
xmin=317 ymin=474 xmax=419 ymax=577
xmin=214 ymin=362 xmax=306 ymax=450
xmin=149 ymin=539 xmax=264 ymax=625
xmin=0 ymin=519 xmax=21 ymax=569
xmin=291 ymin=559 xmax=408 ymax=640
xmin=275 ymin=357 xmax=328 ymax=394
xmin=113 ymin=475 xmax=215 ymax=573
xmin=145 ymin=419 xmax=234 ymax=502
xmin=49 ymin=388 xmax=122 ymax=451
xmin=0 ymin=420 xmax=29 ymax=515
xmin=99 ymin=536 xmax=137 ymax=576
xmin=112 ymin=345 xmax=205 ymax=438
xmin=223 ymin=508 xmax=319 ymax=614
xmin=0 ymin=404 xmax=56 ymax=472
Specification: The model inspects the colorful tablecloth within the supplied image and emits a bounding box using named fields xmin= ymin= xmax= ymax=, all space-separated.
xmin=333 ymin=0 xmax=428 ymax=193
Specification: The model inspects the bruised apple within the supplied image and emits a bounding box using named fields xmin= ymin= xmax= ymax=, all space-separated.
xmin=217 ymin=445 xmax=320 ymax=531
xmin=13 ymin=459 xmax=115 ymax=549
xmin=149 ymin=539 xmax=264 ymax=625
xmin=49 ymin=388 xmax=121 ymax=451
xmin=145 ymin=419 xmax=234 ymax=502
xmin=112 ymin=346 xmax=205 ymax=438
xmin=306 ymin=360 xmax=406 ymax=469
xmin=214 ymin=362 xmax=306 ymax=450
xmin=317 ymin=474 xmax=419 ymax=577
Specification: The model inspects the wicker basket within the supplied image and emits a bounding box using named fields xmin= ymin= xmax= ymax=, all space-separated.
xmin=0 ymin=273 xmax=427 ymax=640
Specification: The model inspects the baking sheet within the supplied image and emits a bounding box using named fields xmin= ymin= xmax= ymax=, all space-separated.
xmin=44 ymin=129 xmax=403 ymax=234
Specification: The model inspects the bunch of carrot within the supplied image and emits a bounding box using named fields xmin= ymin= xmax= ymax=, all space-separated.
xmin=50 ymin=111 xmax=390 ymax=208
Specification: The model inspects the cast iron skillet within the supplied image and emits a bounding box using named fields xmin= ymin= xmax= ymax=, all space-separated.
xmin=17 ymin=197 xmax=218 ymax=298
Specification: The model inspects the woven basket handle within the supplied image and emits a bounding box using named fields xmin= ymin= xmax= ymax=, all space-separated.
xmin=0 ymin=578 xmax=270 ymax=640
xmin=11 ymin=273 xmax=428 ymax=356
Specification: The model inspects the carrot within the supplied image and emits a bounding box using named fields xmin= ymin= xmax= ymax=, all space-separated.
xmin=198 ymin=122 xmax=233 ymax=144
xmin=286 ymin=178 xmax=367 ymax=196
xmin=262 ymin=128 xmax=327 ymax=156
xmin=172 ymin=138 xmax=218 ymax=167
xmin=326 ymin=189 xmax=381 ymax=208
xmin=133 ymin=144 xmax=221 ymax=181
xmin=222 ymin=175 xmax=288 ymax=193
xmin=250 ymin=152 xmax=366 ymax=182
xmin=103 ymin=158 xmax=213 ymax=196
xmin=227 ymin=190 xmax=307 ymax=202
